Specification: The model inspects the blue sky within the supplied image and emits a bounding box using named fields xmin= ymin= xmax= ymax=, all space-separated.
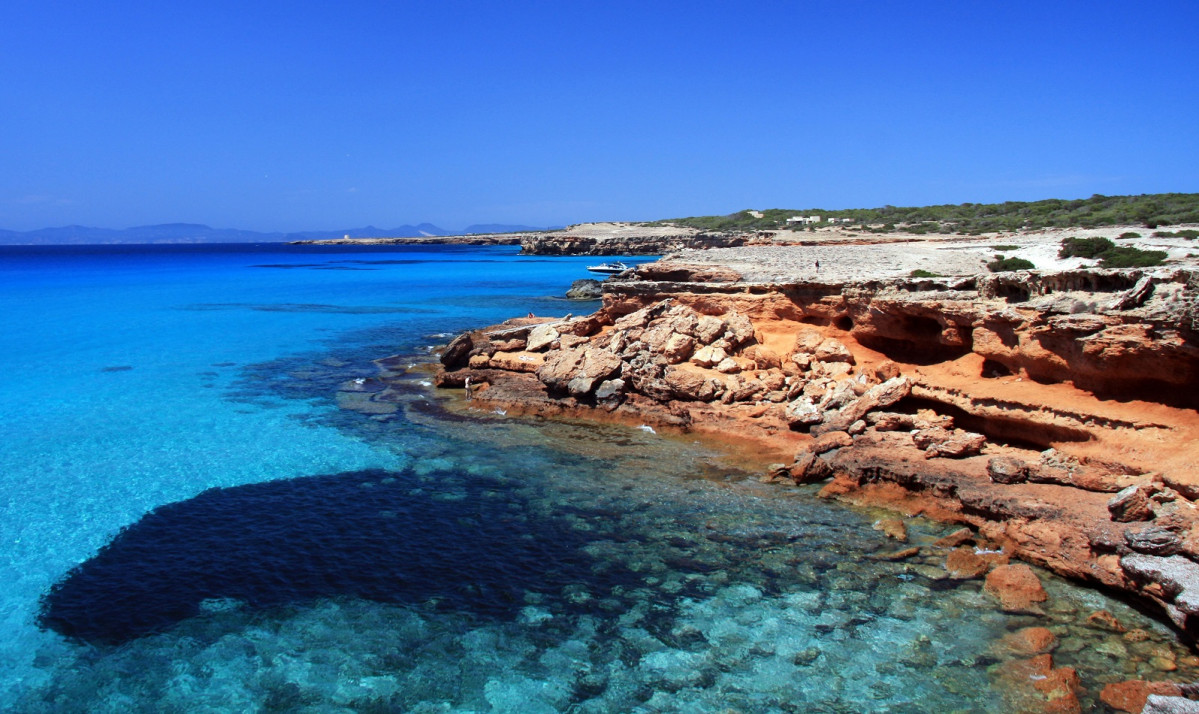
xmin=1 ymin=1 xmax=1195 ymax=232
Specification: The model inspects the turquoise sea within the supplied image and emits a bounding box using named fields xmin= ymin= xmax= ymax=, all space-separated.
xmin=0 ymin=243 xmax=1191 ymax=712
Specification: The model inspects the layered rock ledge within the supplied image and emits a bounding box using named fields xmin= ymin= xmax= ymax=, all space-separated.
xmin=434 ymin=247 xmax=1199 ymax=650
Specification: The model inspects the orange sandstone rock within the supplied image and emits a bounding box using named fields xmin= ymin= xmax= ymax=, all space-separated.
xmin=998 ymin=626 xmax=1058 ymax=656
xmin=1087 ymin=609 xmax=1127 ymax=633
xmin=1100 ymin=680 xmax=1184 ymax=713
xmin=873 ymin=517 xmax=908 ymax=542
xmin=985 ymin=564 xmax=1048 ymax=613
xmin=993 ymin=654 xmax=1081 ymax=714
xmin=946 ymin=547 xmax=989 ymax=579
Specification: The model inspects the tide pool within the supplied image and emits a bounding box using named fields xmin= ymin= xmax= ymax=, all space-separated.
xmin=0 ymin=243 xmax=1193 ymax=712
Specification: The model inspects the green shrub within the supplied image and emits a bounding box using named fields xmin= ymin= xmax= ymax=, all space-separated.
xmin=1057 ymin=236 xmax=1168 ymax=267
xmin=909 ymin=269 xmax=941 ymax=278
xmin=988 ymin=256 xmax=1035 ymax=272
xmin=1098 ymin=247 xmax=1168 ymax=268
xmin=1118 ymin=231 xmax=1141 ymax=239
xmin=1154 ymin=229 xmax=1199 ymax=239
xmin=1059 ymin=236 xmax=1115 ymax=259
xmin=991 ymin=244 xmax=1019 ymax=251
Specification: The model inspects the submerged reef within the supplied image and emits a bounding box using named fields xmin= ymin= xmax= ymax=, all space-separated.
xmin=39 ymin=468 xmax=629 ymax=645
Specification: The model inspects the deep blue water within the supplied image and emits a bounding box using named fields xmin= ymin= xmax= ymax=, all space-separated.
xmin=0 ymin=243 xmax=1193 ymax=712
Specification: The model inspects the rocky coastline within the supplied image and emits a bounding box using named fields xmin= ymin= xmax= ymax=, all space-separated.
xmin=292 ymin=221 xmax=777 ymax=255
xmin=423 ymin=232 xmax=1199 ymax=711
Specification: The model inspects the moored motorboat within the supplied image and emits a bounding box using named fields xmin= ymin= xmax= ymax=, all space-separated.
xmin=586 ymin=261 xmax=629 ymax=275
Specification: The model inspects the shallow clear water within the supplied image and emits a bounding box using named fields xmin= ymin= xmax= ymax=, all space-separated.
xmin=0 ymin=244 xmax=1192 ymax=712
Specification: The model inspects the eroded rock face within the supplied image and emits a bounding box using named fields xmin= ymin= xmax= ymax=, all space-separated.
xmin=430 ymin=262 xmax=1199 ymax=638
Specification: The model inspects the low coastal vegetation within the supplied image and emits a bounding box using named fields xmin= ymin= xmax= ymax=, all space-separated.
xmin=652 ymin=192 xmax=1199 ymax=234
xmin=1059 ymin=236 xmax=1168 ymax=268
xmin=987 ymin=256 xmax=1035 ymax=272
xmin=1155 ymin=229 xmax=1199 ymax=239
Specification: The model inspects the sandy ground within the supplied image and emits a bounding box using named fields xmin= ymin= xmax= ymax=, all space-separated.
xmin=663 ymin=225 xmax=1199 ymax=283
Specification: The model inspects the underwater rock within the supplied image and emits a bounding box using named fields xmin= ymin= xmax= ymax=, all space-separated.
xmin=997 ymin=626 xmax=1058 ymax=656
xmin=1101 ymin=680 xmax=1185 ymax=713
xmin=985 ymin=564 xmax=1048 ymax=613
xmin=873 ymin=518 xmax=908 ymax=542
xmin=945 ymin=547 xmax=988 ymax=579
xmin=1087 ymin=609 xmax=1127 ymax=633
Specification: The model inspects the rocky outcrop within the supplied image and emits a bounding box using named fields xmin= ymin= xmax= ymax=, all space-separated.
xmin=520 ymin=232 xmax=759 ymax=256
xmin=565 ymin=279 xmax=603 ymax=300
xmin=432 ymin=258 xmax=1199 ymax=644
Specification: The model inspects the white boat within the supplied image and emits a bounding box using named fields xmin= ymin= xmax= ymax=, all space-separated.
xmin=586 ymin=261 xmax=629 ymax=275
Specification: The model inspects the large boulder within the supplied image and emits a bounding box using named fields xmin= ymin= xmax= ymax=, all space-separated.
xmin=663 ymin=367 xmax=718 ymax=402
xmin=723 ymin=311 xmax=757 ymax=348
xmin=988 ymin=456 xmax=1029 ymax=484
xmin=441 ymin=333 xmax=474 ymax=369
xmin=694 ymin=315 xmax=725 ymax=344
xmin=690 ymin=345 xmax=727 ymax=368
xmin=662 ymin=305 xmax=700 ymax=336
xmin=814 ymin=338 xmax=855 ymax=364
xmin=793 ymin=330 xmax=824 ymax=355
xmin=662 ymin=333 xmax=696 ymax=364
xmin=595 ymin=378 xmax=625 ymax=401
xmin=788 ymin=451 xmax=834 ymax=484
xmin=526 ymin=323 xmax=561 ymax=352
xmin=785 ymin=396 xmax=822 ymax=427
xmin=1101 ymin=681 xmax=1186 ymax=714
xmin=565 ymin=279 xmax=603 ymax=300
xmin=537 ymin=347 xmax=623 ymax=397
xmin=813 ymin=376 xmax=912 ymax=434
xmin=742 ymin=345 xmax=782 ymax=370
xmin=1109 ymin=483 xmax=1156 ymax=522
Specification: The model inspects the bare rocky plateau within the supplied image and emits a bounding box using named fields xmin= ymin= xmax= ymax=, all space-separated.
xmin=372 ymin=228 xmax=1199 ymax=712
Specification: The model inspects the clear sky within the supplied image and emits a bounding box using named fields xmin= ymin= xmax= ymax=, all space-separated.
xmin=1 ymin=1 xmax=1195 ymax=232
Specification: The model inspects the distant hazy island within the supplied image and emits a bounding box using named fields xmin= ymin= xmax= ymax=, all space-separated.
xmin=5 ymin=193 xmax=1196 ymax=247
xmin=0 ymin=222 xmax=553 ymax=246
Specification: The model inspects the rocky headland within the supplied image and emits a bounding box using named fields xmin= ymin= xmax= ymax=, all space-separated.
xmin=293 ymin=220 xmax=855 ymax=255
xmin=429 ymin=227 xmax=1199 ymax=641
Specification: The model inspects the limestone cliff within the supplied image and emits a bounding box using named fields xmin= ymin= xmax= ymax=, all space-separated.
xmin=433 ymin=258 xmax=1199 ymax=639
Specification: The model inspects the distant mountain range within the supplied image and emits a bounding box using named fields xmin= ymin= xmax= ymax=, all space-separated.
xmin=0 ymin=222 xmax=557 ymax=245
